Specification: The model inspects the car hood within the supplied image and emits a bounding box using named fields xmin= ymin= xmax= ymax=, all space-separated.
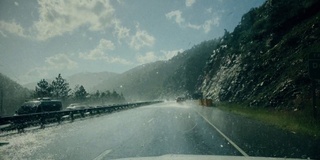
xmin=114 ymin=155 xmax=305 ymax=160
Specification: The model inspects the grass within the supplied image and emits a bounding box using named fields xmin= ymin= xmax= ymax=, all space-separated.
xmin=217 ymin=102 xmax=320 ymax=139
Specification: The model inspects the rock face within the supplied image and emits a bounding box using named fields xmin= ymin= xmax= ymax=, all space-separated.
xmin=198 ymin=0 xmax=320 ymax=109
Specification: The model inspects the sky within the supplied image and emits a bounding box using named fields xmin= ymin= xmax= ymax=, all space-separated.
xmin=0 ymin=0 xmax=266 ymax=85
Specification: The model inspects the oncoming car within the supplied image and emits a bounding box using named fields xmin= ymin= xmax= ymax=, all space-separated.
xmin=176 ymin=97 xmax=186 ymax=103
xmin=65 ymin=103 xmax=88 ymax=110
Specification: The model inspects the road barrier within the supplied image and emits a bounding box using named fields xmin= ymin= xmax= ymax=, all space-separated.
xmin=0 ymin=101 xmax=162 ymax=133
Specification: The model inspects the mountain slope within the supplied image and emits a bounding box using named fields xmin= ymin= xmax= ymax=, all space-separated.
xmin=198 ymin=0 xmax=320 ymax=109
xmin=0 ymin=73 xmax=31 ymax=115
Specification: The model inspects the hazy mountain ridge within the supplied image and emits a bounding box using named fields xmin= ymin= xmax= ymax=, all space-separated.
xmin=198 ymin=0 xmax=320 ymax=109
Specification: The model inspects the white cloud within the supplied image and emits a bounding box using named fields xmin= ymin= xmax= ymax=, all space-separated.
xmin=0 ymin=21 xmax=26 ymax=37
xmin=108 ymin=57 xmax=131 ymax=65
xmin=187 ymin=23 xmax=201 ymax=30
xmin=79 ymin=38 xmax=131 ymax=65
xmin=165 ymin=10 xmax=185 ymax=26
xmin=80 ymin=47 xmax=105 ymax=60
xmin=136 ymin=49 xmax=184 ymax=64
xmin=202 ymin=17 xmax=220 ymax=33
xmin=130 ymin=26 xmax=155 ymax=50
xmin=112 ymin=19 xmax=130 ymax=43
xmin=79 ymin=39 xmax=115 ymax=60
xmin=165 ymin=10 xmax=220 ymax=34
xmin=160 ymin=49 xmax=184 ymax=60
xmin=98 ymin=39 xmax=116 ymax=50
xmin=33 ymin=0 xmax=115 ymax=40
xmin=45 ymin=53 xmax=78 ymax=70
xmin=14 ymin=2 xmax=19 ymax=6
xmin=186 ymin=0 xmax=196 ymax=7
xmin=136 ymin=52 xmax=159 ymax=64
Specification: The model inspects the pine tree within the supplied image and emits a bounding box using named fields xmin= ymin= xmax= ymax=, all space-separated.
xmin=74 ymin=85 xmax=88 ymax=101
xmin=51 ymin=74 xmax=71 ymax=99
xmin=35 ymin=79 xmax=52 ymax=98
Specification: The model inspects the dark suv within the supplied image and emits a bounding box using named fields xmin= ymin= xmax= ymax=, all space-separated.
xmin=16 ymin=98 xmax=62 ymax=115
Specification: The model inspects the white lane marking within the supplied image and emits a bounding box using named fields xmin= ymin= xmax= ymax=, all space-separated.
xmin=195 ymin=110 xmax=249 ymax=157
xmin=148 ymin=118 xmax=154 ymax=123
xmin=93 ymin=149 xmax=112 ymax=160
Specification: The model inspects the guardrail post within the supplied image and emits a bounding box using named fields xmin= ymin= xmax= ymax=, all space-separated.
xmin=16 ymin=121 xmax=25 ymax=133
xmin=70 ymin=112 xmax=74 ymax=122
xmin=40 ymin=114 xmax=46 ymax=129
xmin=80 ymin=110 xmax=85 ymax=118
xmin=56 ymin=113 xmax=61 ymax=124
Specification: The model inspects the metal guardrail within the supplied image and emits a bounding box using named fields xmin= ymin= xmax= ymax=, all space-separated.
xmin=0 ymin=101 xmax=163 ymax=133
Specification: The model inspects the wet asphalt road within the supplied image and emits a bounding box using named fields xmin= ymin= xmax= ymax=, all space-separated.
xmin=1 ymin=101 xmax=319 ymax=159
xmin=26 ymin=102 xmax=240 ymax=160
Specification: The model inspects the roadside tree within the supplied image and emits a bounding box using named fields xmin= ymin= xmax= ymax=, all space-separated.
xmin=51 ymin=74 xmax=71 ymax=99
xmin=35 ymin=79 xmax=52 ymax=98
xmin=74 ymin=85 xmax=88 ymax=101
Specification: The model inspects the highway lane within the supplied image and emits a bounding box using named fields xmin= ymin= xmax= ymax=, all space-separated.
xmin=0 ymin=102 xmax=242 ymax=160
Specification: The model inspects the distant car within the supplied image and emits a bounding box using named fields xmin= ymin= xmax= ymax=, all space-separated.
xmin=16 ymin=98 xmax=62 ymax=115
xmin=65 ymin=103 xmax=87 ymax=110
xmin=176 ymin=97 xmax=186 ymax=102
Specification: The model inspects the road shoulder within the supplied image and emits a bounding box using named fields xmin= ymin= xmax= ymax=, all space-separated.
xmin=189 ymin=101 xmax=320 ymax=159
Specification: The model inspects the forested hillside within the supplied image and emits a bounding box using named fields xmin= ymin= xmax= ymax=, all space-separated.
xmin=198 ymin=0 xmax=320 ymax=109
xmin=0 ymin=73 xmax=31 ymax=116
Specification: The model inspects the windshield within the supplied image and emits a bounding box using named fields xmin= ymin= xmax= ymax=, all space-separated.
xmin=0 ymin=0 xmax=320 ymax=159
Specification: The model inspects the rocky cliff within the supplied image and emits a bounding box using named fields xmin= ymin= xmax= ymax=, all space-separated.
xmin=198 ymin=0 xmax=320 ymax=109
